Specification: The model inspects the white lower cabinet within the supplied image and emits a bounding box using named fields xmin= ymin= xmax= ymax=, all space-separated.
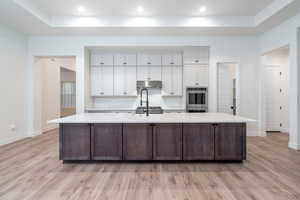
xmin=114 ymin=66 xmax=137 ymax=96
xmin=162 ymin=66 xmax=183 ymax=96
xmin=137 ymin=66 xmax=162 ymax=81
xmin=90 ymin=66 xmax=114 ymax=96
xmin=184 ymin=65 xmax=208 ymax=87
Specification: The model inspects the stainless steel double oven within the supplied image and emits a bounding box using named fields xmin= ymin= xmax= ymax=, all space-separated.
xmin=186 ymin=87 xmax=208 ymax=112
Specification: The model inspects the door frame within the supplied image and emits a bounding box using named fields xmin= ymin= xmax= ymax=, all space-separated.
xmin=215 ymin=58 xmax=240 ymax=116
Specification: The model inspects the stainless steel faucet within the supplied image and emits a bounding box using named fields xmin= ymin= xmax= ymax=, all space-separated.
xmin=140 ymin=88 xmax=149 ymax=116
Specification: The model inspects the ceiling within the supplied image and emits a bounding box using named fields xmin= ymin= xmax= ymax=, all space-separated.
xmin=0 ymin=0 xmax=299 ymax=35
xmin=19 ymin=0 xmax=274 ymax=17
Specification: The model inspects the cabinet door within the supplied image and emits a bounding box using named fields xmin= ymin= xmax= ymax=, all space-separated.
xmin=91 ymin=124 xmax=122 ymax=160
xmin=101 ymin=66 xmax=114 ymax=96
xmin=138 ymin=54 xmax=161 ymax=66
xmin=162 ymin=54 xmax=182 ymax=66
xmin=183 ymin=124 xmax=214 ymax=160
xmin=137 ymin=66 xmax=148 ymax=81
xmin=162 ymin=66 xmax=173 ymax=95
xmin=114 ymin=67 xmax=125 ymax=96
xmin=137 ymin=66 xmax=161 ymax=81
xmin=149 ymin=66 xmax=162 ymax=81
xmin=172 ymin=66 xmax=183 ymax=96
xmin=184 ymin=65 xmax=208 ymax=87
xmin=153 ymin=124 xmax=182 ymax=160
xmin=183 ymin=47 xmax=209 ymax=65
xmin=215 ymin=123 xmax=246 ymax=160
xmin=60 ymin=124 xmax=91 ymax=160
xmin=114 ymin=54 xmax=137 ymax=66
xmin=114 ymin=66 xmax=137 ymax=96
xmin=90 ymin=66 xmax=102 ymax=96
xmin=125 ymin=66 xmax=137 ymax=96
xmin=91 ymin=54 xmax=114 ymax=66
xmin=123 ymin=124 xmax=152 ymax=160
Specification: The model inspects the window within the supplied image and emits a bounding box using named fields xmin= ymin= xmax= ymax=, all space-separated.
xmin=61 ymin=82 xmax=75 ymax=108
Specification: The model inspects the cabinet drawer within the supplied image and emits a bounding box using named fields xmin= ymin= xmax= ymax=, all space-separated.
xmin=138 ymin=54 xmax=162 ymax=66
xmin=162 ymin=54 xmax=183 ymax=66
xmin=91 ymin=54 xmax=114 ymax=66
xmin=114 ymin=54 xmax=137 ymax=66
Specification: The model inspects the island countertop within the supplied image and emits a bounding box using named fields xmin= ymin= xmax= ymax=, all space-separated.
xmin=49 ymin=112 xmax=255 ymax=124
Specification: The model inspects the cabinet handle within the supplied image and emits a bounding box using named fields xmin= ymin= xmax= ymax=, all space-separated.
xmin=195 ymin=83 xmax=199 ymax=85
xmin=100 ymin=92 xmax=104 ymax=95
xmin=147 ymin=62 xmax=151 ymax=65
xmin=100 ymin=62 xmax=104 ymax=65
xmin=170 ymin=62 xmax=174 ymax=65
xmin=123 ymin=62 xmax=127 ymax=65
xmin=195 ymin=60 xmax=199 ymax=63
xmin=123 ymin=92 xmax=127 ymax=95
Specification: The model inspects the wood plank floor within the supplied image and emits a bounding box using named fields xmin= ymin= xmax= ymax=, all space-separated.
xmin=1 ymin=130 xmax=300 ymax=200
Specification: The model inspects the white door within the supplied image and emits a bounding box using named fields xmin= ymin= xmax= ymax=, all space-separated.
xmin=217 ymin=63 xmax=237 ymax=115
xmin=265 ymin=66 xmax=281 ymax=131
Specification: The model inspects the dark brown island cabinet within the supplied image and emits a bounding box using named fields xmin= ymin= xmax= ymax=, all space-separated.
xmin=59 ymin=123 xmax=246 ymax=162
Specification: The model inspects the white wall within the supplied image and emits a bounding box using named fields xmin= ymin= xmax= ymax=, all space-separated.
xmin=0 ymin=24 xmax=28 ymax=145
xmin=27 ymin=36 xmax=260 ymax=136
xmin=259 ymin=13 xmax=300 ymax=149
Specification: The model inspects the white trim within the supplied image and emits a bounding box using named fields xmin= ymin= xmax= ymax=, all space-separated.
xmin=42 ymin=124 xmax=59 ymax=133
xmin=0 ymin=135 xmax=27 ymax=146
xmin=288 ymin=142 xmax=300 ymax=150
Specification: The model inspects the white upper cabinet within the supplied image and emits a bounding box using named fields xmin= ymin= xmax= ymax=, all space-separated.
xmin=162 ymin=66 xmax=183 ymax=96
xmin=138 ymin=54 xmax=162 ymax=66
xmin=184 ymin=65 xmax=209 ymax=87
xmin=90 ymin=66 xmax=114 ymax=96
xmin=137 ymin=53 xmax=162 ymax=81
xmin=114 ymin=53 xmax=137 ymax=66
xmin=137 ymin=66 xmax=162 ymax=81
xmin=162 ymin=53 xmax=183 ymax=66
xmin=91 ymin=53 xmax=114 ymax=66
xmin=114 ymin=66 xmax=137 ymax=96
xmin=183 ymin=47 xmax=209 ymax=65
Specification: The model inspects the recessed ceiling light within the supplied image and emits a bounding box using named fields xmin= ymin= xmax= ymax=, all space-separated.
xmin=199 ymin=6 xmax=207 ymax=13
xmin=137 ymin=6 xmax=144 ymax=13
xmin=78 ymin=6 xmax=85 ymax=13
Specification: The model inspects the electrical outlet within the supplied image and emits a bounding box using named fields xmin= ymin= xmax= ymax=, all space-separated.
xmin=9 ymin=124 xmax=16 ymax=131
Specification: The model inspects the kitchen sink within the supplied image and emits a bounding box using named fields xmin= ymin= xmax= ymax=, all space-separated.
xmin=135 ymin=106 xmax=164 ymax=114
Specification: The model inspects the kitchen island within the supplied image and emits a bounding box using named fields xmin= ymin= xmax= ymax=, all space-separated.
xmin=49 ymin=113 xmax=254 ymax=162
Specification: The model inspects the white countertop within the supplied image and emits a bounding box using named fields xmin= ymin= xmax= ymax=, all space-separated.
xmin=49 ymin=112 xmax=255 ymax=124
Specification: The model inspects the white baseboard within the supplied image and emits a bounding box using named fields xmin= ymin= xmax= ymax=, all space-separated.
xmin=288 ymin=142 xmax=300 ymax=150
xmin=0 ymin=135 xmax=27 ymax=146
xmin=247 ymin=130 xmax=265 ymax=136
xmin=42 ymin=124 xmax=58 ymax=133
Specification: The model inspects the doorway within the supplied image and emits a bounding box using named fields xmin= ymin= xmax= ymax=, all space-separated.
xmin=262 ymin=47 xmax=289 ymax=133
xmin=33 ymin=56 xmax=76 ymax=134
xmin=217 ymin=62 xmax=238 ymax=115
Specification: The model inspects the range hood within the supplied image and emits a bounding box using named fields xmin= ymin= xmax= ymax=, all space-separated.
xmin=136 ymin=80 xmax=162 ymax=90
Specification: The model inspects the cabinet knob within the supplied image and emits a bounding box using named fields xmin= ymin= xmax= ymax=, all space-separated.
xmin=123 ymin=92 xmax=127 ymax=95
xmin=100 ymin=92 xmax=104 ymax=95
xmin=195 ymin=60 xmax=199 ymax=63
xmin=195 ymin=83 xmax=199 ymax=85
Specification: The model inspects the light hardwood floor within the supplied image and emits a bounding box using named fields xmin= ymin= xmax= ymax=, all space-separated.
xmin=1 ymin=130 xmax=300 ymax=200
